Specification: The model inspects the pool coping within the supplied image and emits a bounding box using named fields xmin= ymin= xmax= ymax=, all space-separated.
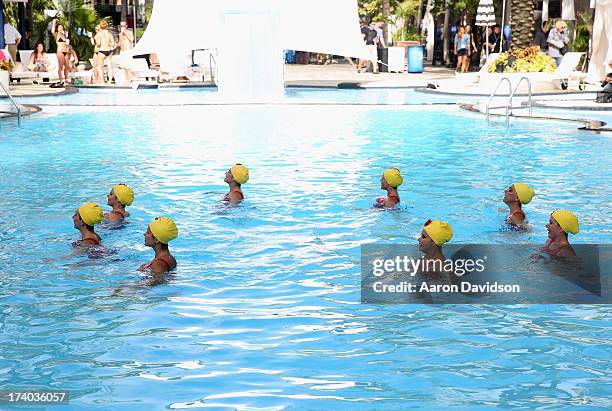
xmin=0 ymin=103 xmax=42 ymax=119
xmin=460 ymin=103 xmax=611 ymax=133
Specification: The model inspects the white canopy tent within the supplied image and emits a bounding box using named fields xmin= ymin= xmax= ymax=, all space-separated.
xmin=588 ymin=0 xmax=612 ymax=82
xmin=130 ymin=0 xmax=369 ymax=63
xmin=130 ymin=0 xmax=369 ymax=98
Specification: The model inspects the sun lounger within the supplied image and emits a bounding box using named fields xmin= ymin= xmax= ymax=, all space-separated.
xmin=132 ymin=58 xmax=160 ymax=82
xmin=11 ymin=51 xmax=59 ymax=83
xmin=551 ymin=52 xmax=586 ymax=90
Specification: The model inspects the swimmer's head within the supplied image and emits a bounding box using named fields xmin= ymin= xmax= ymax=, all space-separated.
xmin=548 ymin=209 xmax=579 ymax=238
xmin=74 ymin=202 xmax=104 ymax=228
xmin=225 ymin=163 xmax=249 ymax=185
xmin=419 ymin=219 xmax=453 ymax=251
xmin=381 ymin=168 xmax=403 ymax=189
xmin=108 ymin=184 xmax=134 ymax=207
xmin=147 ymin=216 xmax=178 ymax=246
xmin=504 ymin=183 xmax=535 ymax=205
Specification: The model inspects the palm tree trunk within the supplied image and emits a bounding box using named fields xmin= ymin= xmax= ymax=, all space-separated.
xmin=121 ymin=0 xmax=129 ymax=22
xmin=382 ymin=0 xmax=390 ymax=45
xmin=510 ymin=0 xmax=534 ymax=50
xmin=416 ymin=0 xmax=423 ymax=34
xmin=443 ymin=0 xmax=450 ymax=64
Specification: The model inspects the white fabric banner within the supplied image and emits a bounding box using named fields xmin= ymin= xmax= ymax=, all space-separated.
xmin=562 ymin=0 xmax=576 ymax=20
xmin=588 ymin=0 xmax=612 ymax=81
xmin=130 ymin=0 xmax=370 ymax=63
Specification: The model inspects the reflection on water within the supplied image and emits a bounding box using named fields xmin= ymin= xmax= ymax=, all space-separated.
xmin=0 ymin=104 xmax=610 ymax=409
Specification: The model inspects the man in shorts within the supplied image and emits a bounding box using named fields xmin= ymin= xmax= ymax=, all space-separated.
xmin=118 ymin=20 xmax=134 ymax=84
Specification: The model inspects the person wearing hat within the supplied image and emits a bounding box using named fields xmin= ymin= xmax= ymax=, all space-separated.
xmin=503 ymin=183 xmax=535 ymax=226
xmin=140 ymin=217 xmax=178 ymax=274
xmin=418 ymin=219 xmax=453 ymax=267
xmin=105 ymin=184 xmax=135 ymax=222
xmin=376 ymin=168 xmax=403 ymax=208
xmin=73 ymin=202 xmax=104 ymax=246
xmin=224 ymin=163 xmax=249 ymax=203
xmin=542 ymin=210 xmax=579 ymax=257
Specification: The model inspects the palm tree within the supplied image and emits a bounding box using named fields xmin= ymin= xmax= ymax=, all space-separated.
xmin=510 ymin=0 xmax=534 ymax=49
xmin=382 ymin=0 xmax=390 ymax=44
xmin=121 ymin=0 xmax=128 ymax=22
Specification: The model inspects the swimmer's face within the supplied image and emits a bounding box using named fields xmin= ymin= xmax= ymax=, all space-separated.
xmin=224 ymin=169 xmax=234 ymax=184
xmin=503 ymin=185 xmax=519 ymax=204
xmin=380 ymin=174 xmax=389 ymax=189
xmin=418 ymin=229 xmax=435 ymax=253
xmin=546 ymin=216 xmax=565 ymax=239
xmin=107 ymin=188 xmax=118 ymax=206
xmin=144 ymin=226 xmax=157 ymax=247
xmin=72 ymin=210 xmax=83 ymax=228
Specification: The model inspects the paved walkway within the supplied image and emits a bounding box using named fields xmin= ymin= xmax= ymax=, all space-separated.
xmin=2 ymin=63 xmax=610 ymax=113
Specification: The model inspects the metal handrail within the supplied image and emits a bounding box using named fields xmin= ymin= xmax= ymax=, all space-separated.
xmin=209 ymin=50 xmax=218 ymax=84
xmin=507 ymin=76 xmax=533 ymax=120
xmin=0 ymin=79 xmax=21 ymax=126
xmin=486 ymin=77 xmax=512 ymax=124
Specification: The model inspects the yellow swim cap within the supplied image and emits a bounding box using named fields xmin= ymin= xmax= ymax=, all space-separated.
xmin=231 ymin=164 xmax=249 ymax=185
xmin=514 ymin=183 xmax=535 ymax=205
xmin=552 ymin=209 xmax=579 ymax=235
xmin=383 ymin=168 xmax=403 ymax=188
xmin=149 ymin=217 xmax=178 ymax=244
xmin=113 ymin=184 xmax=134 ymax=206
xmin=78 ymin=202 xmax=104 ymax=226
xmin=424 ymin=219 xmax=453 ymax=246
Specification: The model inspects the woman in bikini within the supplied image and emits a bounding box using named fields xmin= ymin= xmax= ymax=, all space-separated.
xmin=140 ymin=217 xmax=178 ymax=274
xmin=72 ymin=202 xmax=104 ymax=247
xmin=503 ymin=183 xmax=535 ymax=226
xmin=224 ymin=163 xmax=249 ymax=203
xmin=28 ymin=42 xmax=51 ymax=72
xmin=94 ymin=19 xmax=116 ymax=84
xmin=542 ymin=210 xmax=579 ymax=257
xmin=105 ymin=183 xmax=134 ymax=222
xmin=54 ymin=23 xmax=69 ymax=85
xmin=376 ymin=168 xmax=403 ymax=208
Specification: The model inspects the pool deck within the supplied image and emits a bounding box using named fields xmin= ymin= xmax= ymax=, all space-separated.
xmin=2 ymin=63 xmax=610 ymax=113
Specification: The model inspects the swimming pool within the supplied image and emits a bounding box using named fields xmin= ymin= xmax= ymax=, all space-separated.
xmin=1 ymin=91 xmax=611 ymax=409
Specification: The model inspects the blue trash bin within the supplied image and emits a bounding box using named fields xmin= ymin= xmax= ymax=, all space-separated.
xmin=407 ymin=45 xmax=424 ymax=73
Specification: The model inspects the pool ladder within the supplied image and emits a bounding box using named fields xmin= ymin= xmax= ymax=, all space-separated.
xmin=0 ymin=79 xmax=21 ymax=126
xmin=486 ymin=77 xmax=533 ymax=126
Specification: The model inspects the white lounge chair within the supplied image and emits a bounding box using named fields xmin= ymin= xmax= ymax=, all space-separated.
xmin=132 ymin=58 xmax=160 ymax=82
xmin=552 ymin=52 xmax=586 ymax=90
xmin=5 ymin=50 xmax=34 ymax=83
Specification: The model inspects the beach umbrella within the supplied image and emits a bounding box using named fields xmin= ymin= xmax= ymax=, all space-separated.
xmin=475 ymin=0 xmax=496 ymax=60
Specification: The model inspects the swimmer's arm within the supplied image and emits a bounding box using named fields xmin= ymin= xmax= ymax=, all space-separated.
xmin=226 ymin=191 xmax=243 ymax=203
xmin=104 ymin=212 xmax=122 ymax=222
xmin=150 ymin=260 xmax=170 ymax=274
xmin=555 ymin=246 xmax=575 ymax=258
xmin=508 ymin=213 xmax=525 ymax=225
xmin=385 ymin=197 xmax=398 ymax=208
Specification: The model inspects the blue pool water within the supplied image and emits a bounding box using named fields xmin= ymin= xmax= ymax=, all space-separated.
xmin=1 ymin=90 xmax=611 ymax=409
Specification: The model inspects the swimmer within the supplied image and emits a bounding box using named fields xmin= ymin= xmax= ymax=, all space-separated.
xmin=376 ymin=168 xmax=403 ymax=208
xmin=224 ymin=163 xmax=249 ymax=203
xmin=418 ymin=219 xmax=453 ymax=275
xmin=105 ymin=183 xmax=134 ymax=222
xmin=73 ymin=202 xmax=103 ymax=246
xmin=542 ymin=209 xmax=578 ymax=257
xmin=139 ymin=217 xmax=178 ymax=274
xmin=503 ymin=183 xmax=535 ymax=225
